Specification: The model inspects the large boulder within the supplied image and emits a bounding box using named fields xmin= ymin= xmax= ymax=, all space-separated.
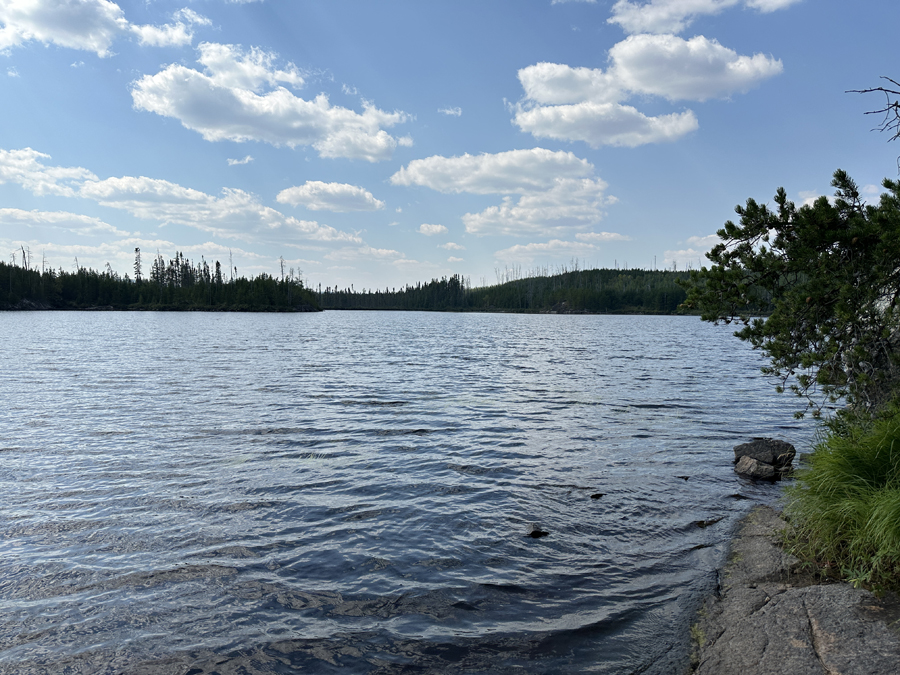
xmin=734 ymin=455 xmax=777 ymax=481
xmin=734 ymin=438 xmax=796 ymax=481
xmin=734 ymin=438 xmax=796 ymax=469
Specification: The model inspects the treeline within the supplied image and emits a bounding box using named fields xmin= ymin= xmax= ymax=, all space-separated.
xmin=318 ymin=267 xmax=693 ymax=314
xmin=1 ymin=251 xmax=319 ymax=311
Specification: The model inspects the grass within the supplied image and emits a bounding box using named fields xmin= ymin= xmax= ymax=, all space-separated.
xmin=783 ymin=402 xmax=900 ymax=592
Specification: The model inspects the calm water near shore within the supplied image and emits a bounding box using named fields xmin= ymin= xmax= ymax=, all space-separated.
xmin=0 ymin=311 xmax=813 ymax=674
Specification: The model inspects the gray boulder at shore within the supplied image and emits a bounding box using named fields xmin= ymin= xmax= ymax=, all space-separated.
xmin=733 ymin=438 xmax=796 ymax=480
xmin=690 ymin=506 xmax=900 ymax=674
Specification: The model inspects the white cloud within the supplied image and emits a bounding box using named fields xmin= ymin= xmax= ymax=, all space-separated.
xmin=515 ymin=101 xmax=698 ymax=147
xmin=663 ymin=234 xmax=721 ymax=268
xmin=0 ymin=146 xmax=362 ymax=245
xmin=685 ymin=234 xmax=720 ymax=249
xmin=797 ymin=190 xmax=819 ymax=207
xmin=393 ymin=148 xmax=614 ymax=237
xmin=132 ymin=43 xmax=409 ymax=162
xmin=276 ymin=181 xmax=385 ymax=212
xmin=418 ymin=223 xmax=447 ymax=236
xmin=514 ymin=34 xmax=781 ymax=146
xmin=447 ymin=256 xmax=464 ymax=262
xmin=195 ymin=42 xmax=304 ymax=91
xmin=227 ymin=155 xmax=254 ymax=166
xmin=610 ymin=34 xmax=782 ymax=102
xmin=325 ymin=245 xmax=407 ymax=263
xmin=131 ymin=8 xmax=209 ymax=49
xmin=391 ymin=147 xmax=593 ymax=194
xmin=7 ymin=67 xmax=18 ymax=77
xmin=576 ymin=231 xmax=630 ymax=242
xmin=438 ymin=106 xmax=462 ymax=116
xmin=439 ymin=242 xmax=465 ymax=250
xmin=462 ymin=178 xmax=613 ymax=236
xmin=0 ymin=208 xmax=129 ymax=236
xmin=80 ymin=175 xmax=360 ymax=242
xmin=0 ymin=147 xmax=98 ymax=196
xmin=608 ymin=0 xmax=801 ymax=35
xmin=518 ymin=62 xmax=622 ymax=105
xmin=0 ymin=1 xmax=210 ymax=56
xmin=494 ymin=239 xmax=602 ymax=264
xmin=862 ymin=184 xmax=883 ymax=197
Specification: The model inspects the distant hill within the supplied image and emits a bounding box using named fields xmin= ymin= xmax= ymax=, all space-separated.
xmin=318 ymin=267 xmax=693 ymax=314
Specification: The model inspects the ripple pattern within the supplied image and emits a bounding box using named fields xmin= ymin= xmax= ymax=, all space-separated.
xmin=0 ymin=311 xmax=814 ymax=674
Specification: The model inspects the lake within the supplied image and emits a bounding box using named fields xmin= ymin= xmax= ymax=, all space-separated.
xmin=0 ymin=311 xmax=813 ymax=674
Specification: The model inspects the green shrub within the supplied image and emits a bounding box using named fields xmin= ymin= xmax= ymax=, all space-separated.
xmin=784 ymin=403 xmax=900 ymax=590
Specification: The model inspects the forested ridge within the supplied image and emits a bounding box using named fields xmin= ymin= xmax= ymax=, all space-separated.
xmin=0 ymin=251 xmax=319 ymax=312
xmin=318 ymin=266 xmax=693 ymax=314
xmin=4 ymin=253 xmax=699 ymax=315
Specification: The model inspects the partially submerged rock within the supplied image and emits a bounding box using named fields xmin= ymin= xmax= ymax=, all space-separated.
xmin=734 ymin=455 xmax=776 ymax=481
xmin=733 ymin=438 xmax=795 ymax=480
xmin=527 ymin=523 xmax=549 ymax=538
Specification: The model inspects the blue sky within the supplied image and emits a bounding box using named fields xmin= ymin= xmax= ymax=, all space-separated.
xmin=1 ymin=0 xmax=898 ymax=291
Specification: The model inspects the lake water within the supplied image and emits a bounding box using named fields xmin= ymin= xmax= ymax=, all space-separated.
xmin=0 ymin=311 xmax=813 ymax=674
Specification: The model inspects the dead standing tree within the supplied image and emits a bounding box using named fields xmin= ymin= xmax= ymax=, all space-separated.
xmin=850 ymin=76 xmax=900 ymax=168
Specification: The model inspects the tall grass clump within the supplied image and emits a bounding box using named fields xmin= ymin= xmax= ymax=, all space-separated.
xmin=784 ymin=403 xmax=900 ymax=590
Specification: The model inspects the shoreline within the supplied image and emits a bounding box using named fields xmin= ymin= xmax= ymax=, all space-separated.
xmin=688 ymin=504 xmax=900 ymax=674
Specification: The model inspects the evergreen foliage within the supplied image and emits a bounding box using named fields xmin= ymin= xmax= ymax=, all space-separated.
xmin=319 ymin=267 xmax=690 ymax=314
xmin=681 ymin=170 xmax=900 ymax=416
xmin=0 ymin=252 xmax=319 ymax=312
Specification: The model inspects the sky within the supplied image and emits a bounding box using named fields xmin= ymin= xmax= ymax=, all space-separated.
xmin=1 ymin=0 xmax=898 ymax=291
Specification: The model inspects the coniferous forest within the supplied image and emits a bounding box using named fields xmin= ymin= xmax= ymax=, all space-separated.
xmin=3 ymin=249 xmax=700 ymax=314
xmin=0 ymin=250 xmax=319 ymax=312
xmin=317 ymin=266 xmax=693 ymax=313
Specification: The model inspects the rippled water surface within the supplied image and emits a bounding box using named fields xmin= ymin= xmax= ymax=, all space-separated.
xmin=0 ymin=311 xmax=814 ymax=674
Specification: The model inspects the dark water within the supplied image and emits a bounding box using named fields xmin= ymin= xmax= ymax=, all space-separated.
xmin=0 ymin=311 xmax=813 ymax=674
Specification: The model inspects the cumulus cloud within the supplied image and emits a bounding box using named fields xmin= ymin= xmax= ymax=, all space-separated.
xmin=132 ymin=42 xmax=410 ymax=162
xmin=610 ymin=34 xmax=782 ymax=101
xmin=439 ymin=242 xmax=465 ymax=250
xmin=0 ymin=1 xmax=209 ymax=56
xmin=514 ymin=33 xmax=781 ymax=146
xmin=227 ymin=155 xmax=254 ymax=166
xmin=418 ymin=223 xmax=447 ymax=236
xmin=608 ymin=0 xmax=801 ymax=35
xmin=391 ymin=147 xmax=593 ymax=194
xmin=392 ymin=148 xmax=619 ymax=237
xmin=438 ymin=106 xmax=462 ymax=116
xmin=0 ymin=146 xmax=361 ymax=244
xmin=516 ymin=101 xmax=698 ymax=147
xmin=447 ymin=256 xmax=464 ymax=262
xmin=276 ymin=181 xmax=385 ymax=212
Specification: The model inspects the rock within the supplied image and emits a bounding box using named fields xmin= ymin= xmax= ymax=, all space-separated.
xmin=527 ymin=523 xmax=549 ymax=538
xmin=734 ymin=456 xmax=776 ymax=481
xmin=692 ymin=506 xmax=900 ymax=675
xmin=590 ymin=493 xmax=605 ymax=500
xmin=734 ymin=438 xmax=796 ymax=469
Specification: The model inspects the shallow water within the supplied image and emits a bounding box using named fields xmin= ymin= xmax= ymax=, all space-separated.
xmin=0 ymin=311 xmax=812 ymax=674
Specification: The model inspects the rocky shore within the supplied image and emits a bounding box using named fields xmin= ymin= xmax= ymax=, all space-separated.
xmin=689 ymin=505 xmax=900 ymax=674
